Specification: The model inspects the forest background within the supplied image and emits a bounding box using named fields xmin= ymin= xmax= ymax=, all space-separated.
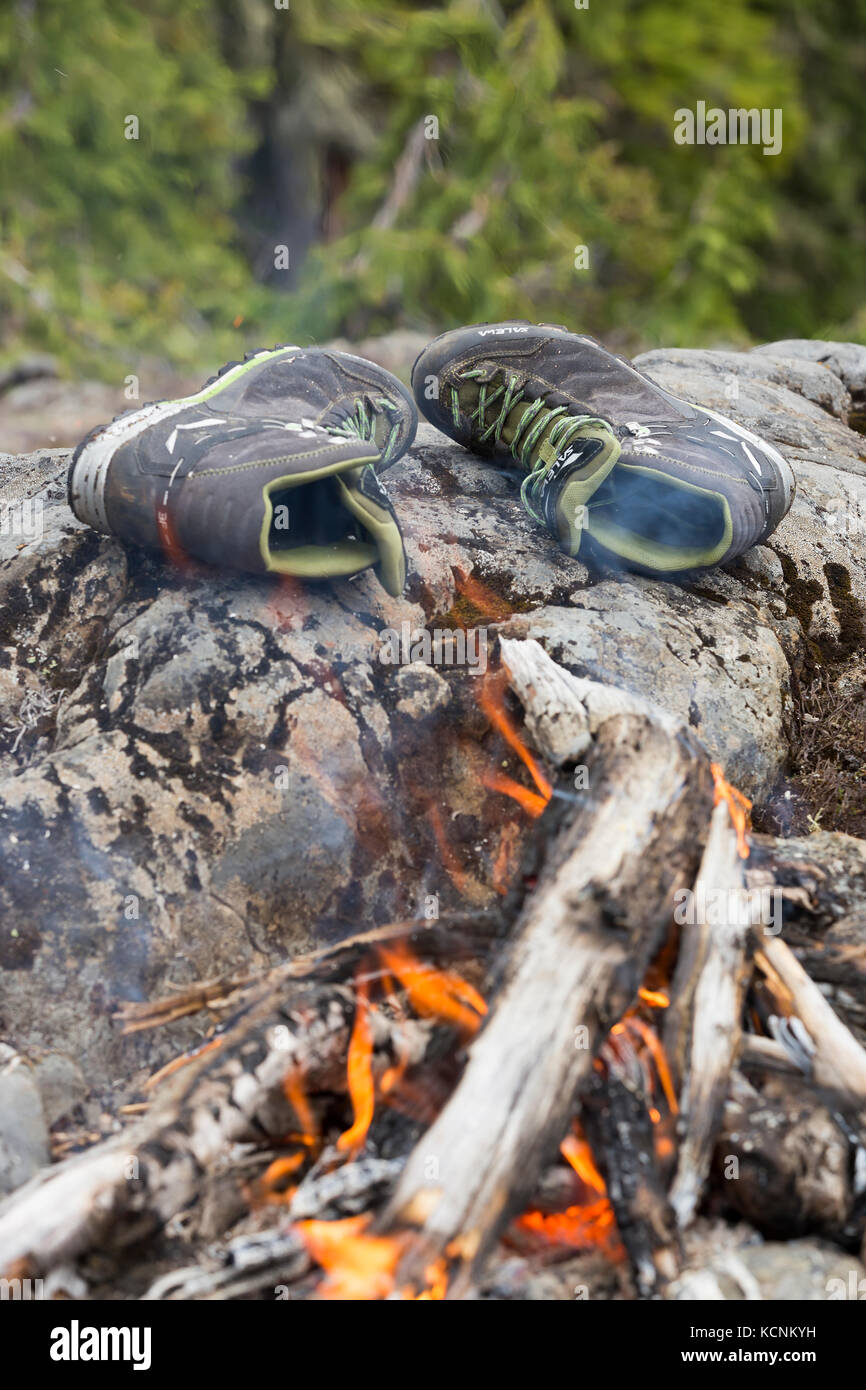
xmin=1 ymin=0 xmax=864 ymax=379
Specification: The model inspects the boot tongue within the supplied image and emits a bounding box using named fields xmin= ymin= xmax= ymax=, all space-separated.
xmin=456 ymin=382 xmax=543 ymax=454
xmin=261 ymin=463 xmax=406 ymax=595
xmin=334 ymin=464 xmax=407 ymax=596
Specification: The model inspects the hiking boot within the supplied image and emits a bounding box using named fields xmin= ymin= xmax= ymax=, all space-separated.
xmin=68 ymin=345 xmax=417 ymax=595
xmin=412 ymin=322 xmax=795 ymax=573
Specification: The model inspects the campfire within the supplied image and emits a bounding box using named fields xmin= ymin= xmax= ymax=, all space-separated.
xmin=2 ymin=628 xmax=865 ymax=1303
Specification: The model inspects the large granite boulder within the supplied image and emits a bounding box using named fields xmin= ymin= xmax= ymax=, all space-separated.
xmin=1 ymin=338 xmax=865 ymax=1101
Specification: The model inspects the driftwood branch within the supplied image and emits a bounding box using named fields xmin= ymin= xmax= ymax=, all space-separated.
xmin=498 ymin=635 xmax=678 ymax=765
xmin=666 ymin=800 xmax=752 ymax=1227
xmin=754 ymin=932 xmax=866 ymax=1105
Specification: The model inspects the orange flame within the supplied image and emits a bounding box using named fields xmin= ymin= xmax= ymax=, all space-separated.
xmin=250 ymin=1151 xmax=306 ymax=1206
xmin=481 ymin=768 xmax=549 ymax=818
xmin=560 ymin=1132 xmax=606 ymax=1193
xmin=298 ymin=1216 xmax=451 ymax=1300
xmin=711 ymin=762 xmax=752 ymax=859
xmin=283 ymin=1069 xmax=319 ymax=1148
xmin=378 ymin=943 xmax=487 ymax=1039
xmin=479 ymin=671 xmax=553 ymax=803
xmin=336 ymin=974 xmax=375 ymax=1155
xmin=638 ymin=986 xmax=669 ymax=1009
xmin=412 ymin=1258 xmax=449 ymax=1301
xmin=515 ymin=1125 xmax=622 ymax=1257
xmin=626 ymin=1016 xmax=678 ymax=1115
xmin=299 ymin=1216 xmax=402 ymax=1300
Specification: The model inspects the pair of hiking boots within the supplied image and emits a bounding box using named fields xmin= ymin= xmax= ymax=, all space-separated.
xmin=68 ymin=325 xmax=795 ymax=596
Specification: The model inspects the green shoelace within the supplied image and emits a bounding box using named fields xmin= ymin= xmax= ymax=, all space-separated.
xmin=326 ymin=396 xmax=403 ymax=467
xmin=449 ymin=368 xmax=616 ymax=524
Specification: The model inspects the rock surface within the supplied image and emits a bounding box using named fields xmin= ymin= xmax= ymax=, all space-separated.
xmin=0 ymin=1051 xmax=50 ymax=1194
xmin=2 ymin=338 xmax=866 ymax=1105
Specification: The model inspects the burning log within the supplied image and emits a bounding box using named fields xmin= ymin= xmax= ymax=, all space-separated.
xmin=0 ymin=1003 xmax=339 ymax=1274
xmin=0 ymin=959 xmax=406 ymax=1276
xmin=665 ymin=799 xmax=752 ymax=1228
xmin=0 ymin=915 xmax=494 ymax=1282
xmin=582 ymin=1063 xmax=678 ymax=1297
xmin=383 ymin=691 xmax=715 ymax=1294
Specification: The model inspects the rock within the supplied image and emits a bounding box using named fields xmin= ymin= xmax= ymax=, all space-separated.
xmin=671 ymin=1234 xmax=866 ymax=1301
xmin=501 ymin=578 xmax=790 ymax=799
xmin=0 ymin=1053 xmax=50 ymax=1194
xmin=392 ymin=661 xmax=452 ymax=719
xmin=1 ymin=339 xmax=866 ymax=1096
xmin=639 ymin=344 xmax=853 ymax=422
xmin=752 ymin=339 xmax=866 ymax=413
xmin=636 ymin=342 xmax=866 ymax=654
xmin=31 ymin=1053 xmax=90 ymax=1128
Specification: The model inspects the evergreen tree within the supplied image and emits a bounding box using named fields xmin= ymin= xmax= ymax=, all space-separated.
xmin=0 ymin=0 xmax=863 ymax=374
xmin=0 ymin=0 xmax=266 ymax=372
xmin=275 ymin=0 xmax=803 ymax=348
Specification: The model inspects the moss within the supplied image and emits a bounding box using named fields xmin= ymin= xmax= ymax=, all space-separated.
xmin=824 ymin=561 xmax=865 ymax=661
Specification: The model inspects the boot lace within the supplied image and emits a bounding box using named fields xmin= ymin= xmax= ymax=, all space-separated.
xmin=326 ymin=396 xmax=403 ymax=467
xmin=449 ymin=368 xmax=616 ymax=524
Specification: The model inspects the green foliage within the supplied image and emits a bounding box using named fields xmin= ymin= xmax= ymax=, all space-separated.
xmin=0 ymin=0 xmax=267 ymax=373
xmin=0 ymin=0 xmax=864 ymax=375
xmin=279 ymin=0 xmax=806 ymax=349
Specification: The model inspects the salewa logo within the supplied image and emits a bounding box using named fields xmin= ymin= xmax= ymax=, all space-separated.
xmin=541 ymin=439 xmax=603 ymax=489
xmin=542 ymin=447 xmax=581 ymax=485
xmin=477 ymin=326 xmax=530 ymax=337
